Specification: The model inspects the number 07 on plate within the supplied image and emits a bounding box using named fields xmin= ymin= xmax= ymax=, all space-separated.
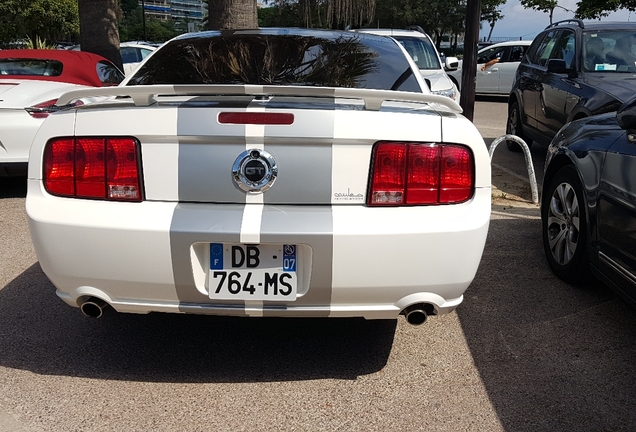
xmin=208 ymin=243 xmax=298 ymax=301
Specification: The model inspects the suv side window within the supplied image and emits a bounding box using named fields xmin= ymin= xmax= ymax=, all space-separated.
xmin=553 ymin=30 xmax=576 ymax=69
xmin=530 ymin=30 xmax=560 ymax=66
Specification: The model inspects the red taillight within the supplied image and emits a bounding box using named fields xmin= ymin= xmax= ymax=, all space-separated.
xmin=27 ymin=99 xmax=58 ymax=119
xmin=218 ymin=112 xmax=294 ymax=125
xmin=44 ymin=137 xmax=142 ymax=201
xmin=368 ymin=142 xmax=474 ymax=206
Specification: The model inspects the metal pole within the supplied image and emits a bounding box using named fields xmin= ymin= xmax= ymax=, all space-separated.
xmin=459 ymin=0 xmax=482 ymax=122
xmin=141 ymin=0 xmax=147 ymax=41
xmin=488 ymin=134 xmax=539 ymax=204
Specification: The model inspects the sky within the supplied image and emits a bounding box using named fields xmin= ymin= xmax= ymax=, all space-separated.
xmin=480 ymin=0 xmax=634 ymax=40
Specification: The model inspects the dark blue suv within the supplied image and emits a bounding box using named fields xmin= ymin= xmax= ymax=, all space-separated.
xmin=507 ymin=19 xmax=636 ymax=150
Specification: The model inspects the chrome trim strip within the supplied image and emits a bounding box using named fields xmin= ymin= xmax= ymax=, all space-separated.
xmin=598 ymin=251 xmax=636 ymax=284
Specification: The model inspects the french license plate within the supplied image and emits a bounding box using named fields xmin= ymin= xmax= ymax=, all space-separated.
xmin=208 ymin=243 xmax=297 ymax=300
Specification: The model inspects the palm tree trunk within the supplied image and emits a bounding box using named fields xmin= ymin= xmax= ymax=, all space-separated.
xmin=208 ymin=0 xmax=258 ymax=30
xmin=78 ymin=0 xmax=123 ymax=71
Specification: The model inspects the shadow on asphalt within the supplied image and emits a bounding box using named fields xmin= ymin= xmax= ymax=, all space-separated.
xmin=458 ymin=207 xmax=636 ymax=431
xmin=0 ymin=176 xmax=27 ymax=199
xmin=476 ymin=95 xmax=509 ymax=103
xmin=0 ymin=263 xmax=395 ymax=382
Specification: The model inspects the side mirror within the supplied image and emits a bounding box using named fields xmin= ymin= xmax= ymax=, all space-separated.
xmin=445 ymin=56 xmax=459 ymax=71
xmin=617 ymin=96 xmax=636 ymax=130
xmin=547 ymin=59 xmax=568 ymax=74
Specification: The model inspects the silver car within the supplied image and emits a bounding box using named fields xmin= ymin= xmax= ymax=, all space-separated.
xmin=353 ymin=28 xmax=460 ymax=101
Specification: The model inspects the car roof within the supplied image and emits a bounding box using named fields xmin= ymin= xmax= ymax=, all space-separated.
xmin=478 ymin=40 xmax=532 ymax=52
xmin=481 ymin=40 xmax=532 ymax=48
xmin=120 ymin=42 xmax=158 ymax=50
xmin=353 ymin=28 xmax=431 ymax=39
xmin=0 ymin=49 xmax=114 ymax=86
xmin=545 ymin=20 xmax=636 ymax=32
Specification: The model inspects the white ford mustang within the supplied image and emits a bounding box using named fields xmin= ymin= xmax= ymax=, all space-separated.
xmin=26 ymin=28 xmax=491 ymax=325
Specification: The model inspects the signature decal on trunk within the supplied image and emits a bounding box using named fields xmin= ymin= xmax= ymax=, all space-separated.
xmin=334 ymin=188 xmax=364 ymax=201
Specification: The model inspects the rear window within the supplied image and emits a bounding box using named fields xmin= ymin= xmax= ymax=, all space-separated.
xmin=0 ymin=59 xmax=63 ymax=76
xmin=392 ymin=36 xmax=441 ymax=70
xmin=127 ymin=31 xmax=423 ymax=92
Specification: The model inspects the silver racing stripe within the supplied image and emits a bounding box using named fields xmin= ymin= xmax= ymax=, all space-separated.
xmin=242 ymin=99 xmax=265 ymax=315
xmin=169 ymin=95 xmax=336 ymax=316
xmin=259 ymin=205 xmax=333 ymax=317
xmin=261 ymin=138 xmax=333 ymax=204
xmin=168 ymin=205 xmax=334 ymax=316
xmin=169 ymin=203 xmax=246 ymax=315
xmin=176 ymin=137 xmax=248 ymax=203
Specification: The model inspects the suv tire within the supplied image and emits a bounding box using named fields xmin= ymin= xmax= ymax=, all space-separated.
xmin=542 ymin=165 xmax=591 ymax=284
xmin=506 ymin=100 xmax=532 ymax=152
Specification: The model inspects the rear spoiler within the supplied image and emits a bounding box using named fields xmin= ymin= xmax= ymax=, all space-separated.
xmin=56 ymin=84 xmax=462 ymax=113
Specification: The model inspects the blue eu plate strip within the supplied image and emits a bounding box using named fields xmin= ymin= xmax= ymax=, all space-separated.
xmin=210 ymin=243 xmax=224 ymax=269
xmin=283 ymin=244 xmax=296 ymax=272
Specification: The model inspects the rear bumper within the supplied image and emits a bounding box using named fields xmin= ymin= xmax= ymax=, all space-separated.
xmin=27 ymin=180 xmax=491 ymax=319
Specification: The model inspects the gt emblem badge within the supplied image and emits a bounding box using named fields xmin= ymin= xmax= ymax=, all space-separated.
xmin=232 ymin=149 xmax=278 ymax=193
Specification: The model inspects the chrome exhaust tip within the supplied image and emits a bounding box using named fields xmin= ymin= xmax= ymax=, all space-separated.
xmin=79 ymin=297 xmax=109 ymax=318
xmin=402 ymin=304 xmax=428 ymax=325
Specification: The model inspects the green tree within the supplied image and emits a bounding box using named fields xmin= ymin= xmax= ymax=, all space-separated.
xmin=119 ymin=8 xmax=180 ymax=42
xmin=0 ymin=0 xmax=79 ymax=47
xmin=482 ymin=0 xmax=505 ymax=41
xmin=263 ymin=0 xmax=376 ymax=29
xmin=520 ymin=0 xmax=559 ymax=23
xmin=373 ymin=0 xmax=423 ymax=28
xmin=374 ymin=0 xmax=466 ymax=47
xmin=576 ymin=0 xmax=636 ymax=18
xmin=259 ymin=4 xmax=302 ymax=27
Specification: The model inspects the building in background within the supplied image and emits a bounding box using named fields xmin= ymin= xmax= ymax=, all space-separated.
xmin=141 ymin=0 xmax=208 ymax=31
xmin=143 ymin=0 xmax=171 ymax=21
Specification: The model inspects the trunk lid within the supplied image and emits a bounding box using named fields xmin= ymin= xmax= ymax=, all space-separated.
xmin=73 ymin=95 xmax=446 ymax=205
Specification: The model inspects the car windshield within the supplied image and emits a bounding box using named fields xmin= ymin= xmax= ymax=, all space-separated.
xmin=127 ymin=31 xmax=423 ymax=92
xmin=583 ymin=30 xmax=636 ymax=72
xmin=0 ymin=59 xmax=63 ymax=76
xmin=392 ymin=36 xmax=441 ymax=70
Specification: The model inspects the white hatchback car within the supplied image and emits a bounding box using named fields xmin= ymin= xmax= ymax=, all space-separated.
xmin=353 ymin=28 xmax=461 ymax=101
xmin=26 ymin=29 xmax=490 ymax=325
xmin=119 ymin=42 xmax=158 ymax=75
xmin=449 ymin=40 xmax=532 ymax=95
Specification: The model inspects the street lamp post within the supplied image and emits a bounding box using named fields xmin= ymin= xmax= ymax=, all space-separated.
xmin=141 ymin=0 xmax=147 ymax=41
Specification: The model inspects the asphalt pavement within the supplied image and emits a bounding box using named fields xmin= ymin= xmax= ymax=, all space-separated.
xmin=1 ymin=98 xmax=635 ymax=432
